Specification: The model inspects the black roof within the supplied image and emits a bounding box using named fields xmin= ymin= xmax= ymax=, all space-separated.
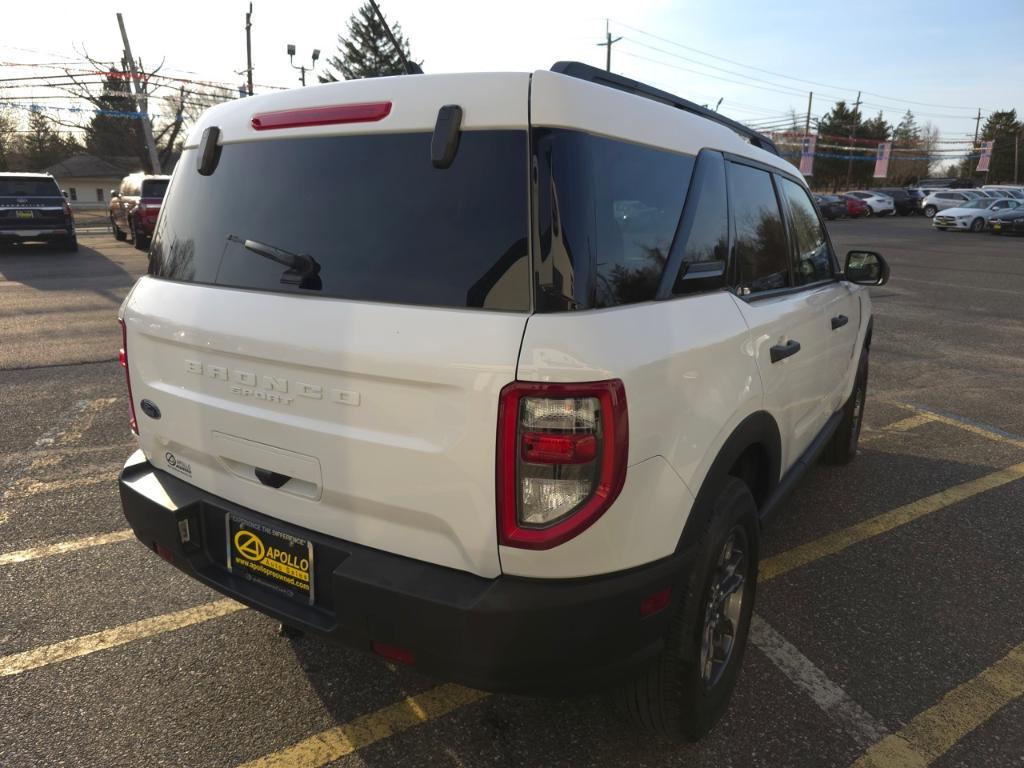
xmin=550 ymin=61 xmax=779 ymax=156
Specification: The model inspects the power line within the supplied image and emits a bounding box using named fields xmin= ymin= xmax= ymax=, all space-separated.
xmin=609 ymin=18 xmax=996 ymax=113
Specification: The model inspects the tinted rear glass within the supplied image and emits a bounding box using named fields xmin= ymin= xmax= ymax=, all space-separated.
xmin=532 ymin=128 xmax=694 ymax=311
xmin=142 ymin=179 xmax=169 ymax=198
xmin=150 ymin=131 xmax=529 ymax=311
xmin=0 ymin=177 xmax=61 ymax=197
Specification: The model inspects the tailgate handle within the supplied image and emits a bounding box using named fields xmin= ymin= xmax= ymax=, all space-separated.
xmin=254 ymin=467 xmax=291 ymax=489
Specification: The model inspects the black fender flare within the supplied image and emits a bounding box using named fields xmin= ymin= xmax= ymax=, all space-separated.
xmin=675 ymin=411 xmax=782 ymax=556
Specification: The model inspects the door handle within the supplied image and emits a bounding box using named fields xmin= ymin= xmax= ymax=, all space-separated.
xmin=254 ymin=467 xmax=291 ymax=489
xmin=831 ymin=314 xmax=849 ymax=330
xmin=770 ymin=339 xmax=801 ymax=363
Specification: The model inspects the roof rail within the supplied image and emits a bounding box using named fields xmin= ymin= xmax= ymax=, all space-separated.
xmin=549 ymin=61 xmax=780 ymax=156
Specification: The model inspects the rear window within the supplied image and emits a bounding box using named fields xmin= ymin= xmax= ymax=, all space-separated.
xmin=0 ymin=177 xmax=61 ymax=197
xmin=149 ymin=131 xmax=529 ymax=311
xmin=141 ymin=179 xmax=169 ymax=198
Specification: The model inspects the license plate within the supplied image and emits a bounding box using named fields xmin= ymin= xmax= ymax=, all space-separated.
xmin=993 ymin=223 xmax=1001 ymax=231
xmin=226 ymin=515 xmax=314 ymax=604
xmin=15 ymin=210 xmax=33 ymax=219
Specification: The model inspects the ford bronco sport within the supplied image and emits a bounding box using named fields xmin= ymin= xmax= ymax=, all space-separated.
xmin=117 ymin=62 xmax=889 ymax=739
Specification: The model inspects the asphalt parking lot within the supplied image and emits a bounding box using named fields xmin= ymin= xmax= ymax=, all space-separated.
xmin=2 ymin=219 xmax=1023 ymax=767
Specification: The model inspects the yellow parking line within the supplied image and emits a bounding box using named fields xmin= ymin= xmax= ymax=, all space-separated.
xmin=0 ymin=599 xmax=243 ymax=678
xmin=0 ymin=529 xmax=134 ymax=566
xmin=895 ymin=403 xmax=1024 ymax=451
xmin=237 ymin=684 xmax=489 ymax=768
xmin=860 ymin=413 xmax=937 ymax=444
xmin=3 ymin=471 xmax=112 ymax=501
xmin=761 ymin=461 xmax=1024 ymax=581
xmin=850 ymin=640 xmax=1024 ymax=768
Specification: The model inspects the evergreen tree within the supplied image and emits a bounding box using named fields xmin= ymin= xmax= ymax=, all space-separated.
xmin=320 ymin=2 xmax=422 ymax=82
xmin=85 ymin=69 xmax=147 ymax=165
xmin=19 ymin=110 xmax=78 ymax=170
xmin=812 ymin=101 xmax=862 ymax=190
xmin=978 ymin=110 xmax=1021 ymax=183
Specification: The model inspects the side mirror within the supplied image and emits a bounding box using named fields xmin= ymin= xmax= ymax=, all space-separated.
xmin=845 ymin=251 xmax=889 ymax=286
xmin=62 ymin=190 xmax=68 ymax=199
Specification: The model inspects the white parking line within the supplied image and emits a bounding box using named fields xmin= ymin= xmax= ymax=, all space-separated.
xmin=751 ymin=615 xmax=889 ymax=749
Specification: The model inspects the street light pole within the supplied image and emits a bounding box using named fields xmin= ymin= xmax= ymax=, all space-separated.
xmin=287 ymin=44 xmax=320 ymax=86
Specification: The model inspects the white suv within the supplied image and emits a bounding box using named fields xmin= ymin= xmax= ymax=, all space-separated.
xmin=117 ymin=62 xmax=888 ymax=739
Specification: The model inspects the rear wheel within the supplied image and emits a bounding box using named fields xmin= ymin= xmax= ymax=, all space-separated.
xmin=970 ymin=217 xmax=985 ymax=233
xmin=618 ymin=478 xmax=759 ymax=740
xmin=63 ymin=235 xmax=78 ymax=252
xmin=923 ymin=205 xmax=937 ymax=218
xmin=130 ymin=218 xmax=149 ymax=251
xmin=863 ymin=206 xmax=873 ymax=218
xmin=822 ymin=353 xmax=868 ymax=466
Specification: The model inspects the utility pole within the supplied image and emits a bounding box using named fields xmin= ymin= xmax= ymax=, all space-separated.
xmin=1015 ymin=127 xmax=1020 ymax=184
xmin=804 ymin=91 xmax=813 ymax=138
xmin=973 ymin=108 xmax=982 ymax=144
xmin=596 ymin=20 xmax=622 ymax=72
xmin=116 ymin=13 xmax=161 ymax=174
xmin=844 ymin=91 xmax=862 ymax=189
xmin=244 ymin=3 xmax=253 ymax=96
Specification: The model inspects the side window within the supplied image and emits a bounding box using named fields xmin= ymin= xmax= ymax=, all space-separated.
xmin=727 ymin=162 xmax=790 ymax=294
xmin=673 ymin=151 xmax=728 ymax=295
xmin=68 ymin=187 xmax=77 ymax=201
xmin=778 ymin=177 xmax=834 ymax=286
xmin=591 ymin=139 xmax=693 ymax=308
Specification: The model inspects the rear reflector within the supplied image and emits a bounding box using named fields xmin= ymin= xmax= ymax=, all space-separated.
xmin=155 ymin=543 xmax=174 ymax=564
xmin=251 ymin=101 xmax=392 ymax=131
xmin=371 ymin=641 xmax=415 ymax=665
xmin=640 ymin=587 xmax=672 ymax=617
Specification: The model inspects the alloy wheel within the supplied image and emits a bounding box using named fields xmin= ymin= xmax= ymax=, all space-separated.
xmin=700 ymin=526 xmax=748 ymax=689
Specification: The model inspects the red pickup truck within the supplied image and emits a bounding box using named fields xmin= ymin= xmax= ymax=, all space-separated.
xmin=109 ymin=173 xmax=170 ymax=250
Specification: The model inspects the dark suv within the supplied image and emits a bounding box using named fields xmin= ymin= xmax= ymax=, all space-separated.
xmin=874 ymin=188 xmax=918 ymax=216
xmin=0 ymin=172 xmax=77 ymax=251
xmin=110 ymin=173 xmax=171 ymax=250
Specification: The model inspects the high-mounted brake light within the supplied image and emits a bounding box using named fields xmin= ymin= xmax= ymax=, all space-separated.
xmin=251 ymin=101 xmax=392 ymax=131
xmin=497 ymin=380 xmax=628 ymax=550
xmin=118 ymin=318 xmax=138 ymax=435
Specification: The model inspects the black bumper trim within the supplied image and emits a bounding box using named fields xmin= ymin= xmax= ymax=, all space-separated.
xmin=119 ymin=452 xmax=693 ymax=695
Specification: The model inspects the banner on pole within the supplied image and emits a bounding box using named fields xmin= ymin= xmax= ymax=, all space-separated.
xmin=872 ymin=142 xmax=892 ymax=179
xmin=976 ymin=140 xmax=994 ymax=173
xmin=798 ymin=135 xmax=816 ymax=176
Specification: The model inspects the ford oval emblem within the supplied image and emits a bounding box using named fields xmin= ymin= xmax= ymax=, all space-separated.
xmin=140 ymin=399 xmax=161 ymax=419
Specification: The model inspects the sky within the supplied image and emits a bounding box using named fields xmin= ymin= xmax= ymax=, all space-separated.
xmin=3 ymin=0 xmax=1022 ymax=154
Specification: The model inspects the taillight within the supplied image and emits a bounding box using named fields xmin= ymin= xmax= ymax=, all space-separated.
xmin=497 ymin=380 xmax=628 ymax=550
xmin=118 ymin=318 xmax=138 ymax=435
xmin=62 ymin=199 xmax=73 ymax=222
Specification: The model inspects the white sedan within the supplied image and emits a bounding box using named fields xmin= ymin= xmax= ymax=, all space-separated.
xmin=932 ymin=198 xmax=1022 ymax=232
xmin=846 ymin=191 xmax=895 ymax=216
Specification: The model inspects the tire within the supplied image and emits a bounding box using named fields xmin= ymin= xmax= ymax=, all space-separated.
xmin=62 ymin=235 xmax=78 ymax=252
xmin=923 ymin=205 xmax=937 ymax=218
xmin=970 ymin=217 xmax=985 ymax=233
xmin=617 ymin=478 xmax=759 ymax=741
xmin=130 ymin=218 xmax=149 ymax=251
xmin=111 ymin=216 xmax=127 ymax=241
xmin=863 ymin=206 xmax=873 ymax=218
xmin=822 ymin=353 xmax=868 ymax=466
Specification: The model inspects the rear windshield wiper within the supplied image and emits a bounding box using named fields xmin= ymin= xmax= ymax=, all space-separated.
xmin=228 ymin=235 xmax=321 ymax=288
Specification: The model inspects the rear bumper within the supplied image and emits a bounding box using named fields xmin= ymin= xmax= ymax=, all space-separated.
xmin=119 ymin=450 xmax=691 ymax=695
xmin=0 ymin=227 xmax=73 ymax=241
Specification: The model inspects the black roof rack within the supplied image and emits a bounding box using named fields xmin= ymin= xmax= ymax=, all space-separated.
xmin=549 ymin=61 xmax=780 ymax=156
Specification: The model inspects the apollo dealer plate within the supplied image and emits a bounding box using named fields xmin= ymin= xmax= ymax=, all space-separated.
xmin=226 ymin=516 xmax=314 ymax=604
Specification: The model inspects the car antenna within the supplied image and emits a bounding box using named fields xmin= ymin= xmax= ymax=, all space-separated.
xmin=367 ymin=0 xmax=422 ymax=75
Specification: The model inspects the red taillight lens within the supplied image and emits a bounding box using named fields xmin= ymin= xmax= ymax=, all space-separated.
xmin=371 ymin=641 xmax=415 ymax=665
xmin=119 ymin=319 xmax=138 ymax=435
xmin=251 ymin=101 xmax=392 ymax=131
xmin=497 ymin=380 xmax=628 ymax=550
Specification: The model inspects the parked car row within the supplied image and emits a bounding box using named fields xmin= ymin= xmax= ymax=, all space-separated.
xmin=814 ymin=184 xmax=1024 ymax=230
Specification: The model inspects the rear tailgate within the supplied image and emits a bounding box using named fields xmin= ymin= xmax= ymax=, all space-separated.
xmin=122 ymin=73 xmax=532 ymax=578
